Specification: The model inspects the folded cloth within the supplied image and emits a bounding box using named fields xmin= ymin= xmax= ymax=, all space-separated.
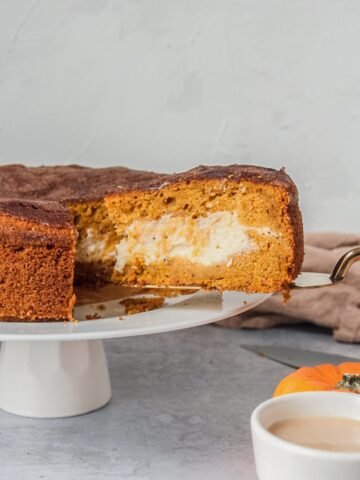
xmin=217 ymin=233 xmax=360 ymax=343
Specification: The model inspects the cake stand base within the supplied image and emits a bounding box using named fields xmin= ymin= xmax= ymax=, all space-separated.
xmin=0 ymin=340 xmax=111 ymax=418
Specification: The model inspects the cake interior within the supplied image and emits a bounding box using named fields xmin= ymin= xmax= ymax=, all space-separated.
xmin=0 ymin=202 xmax=76 ymax=321
xmin=68 ymin=200 xmax=119 ymax=284
xmin=105 ymin=178 xmax=298 ymax=292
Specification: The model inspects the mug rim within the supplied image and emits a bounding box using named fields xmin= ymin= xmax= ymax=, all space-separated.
xmin=251 ymin=391 xmax=360 ymax=460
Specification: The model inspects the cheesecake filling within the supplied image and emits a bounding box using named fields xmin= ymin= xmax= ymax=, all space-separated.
xmin=76 ymin=227 xmax=116 ymax=263
xmin=114 ymin=211 xmax=279 ymax=273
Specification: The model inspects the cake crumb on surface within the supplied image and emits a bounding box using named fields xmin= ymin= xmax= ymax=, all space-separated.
xmin=85 ymin=312 xmax=102 ymax=320
xmin=120 ymin=296 xmax=165 ymax=315
xmin=282 ymin=289 xmax=292 ymax=303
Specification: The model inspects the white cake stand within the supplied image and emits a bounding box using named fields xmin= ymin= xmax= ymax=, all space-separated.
xmin=0 ymin=290 xmax=270 ymax=418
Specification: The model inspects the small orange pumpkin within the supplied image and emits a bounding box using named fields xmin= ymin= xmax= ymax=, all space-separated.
xmin=273 ymin=363 xmax=360 ymax=397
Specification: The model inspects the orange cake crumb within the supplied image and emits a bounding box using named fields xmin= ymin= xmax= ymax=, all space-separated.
xmin=120 ymin=296 xmax=165 ymax=315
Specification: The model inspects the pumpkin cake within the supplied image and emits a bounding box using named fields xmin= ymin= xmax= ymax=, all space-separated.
xmin=0 ymin=164 xmax=304 ymax=321
xmin=0 ymin=199 xmax=76 ymax=321
xmin=106 ymin=165 xmax=303 ymax=292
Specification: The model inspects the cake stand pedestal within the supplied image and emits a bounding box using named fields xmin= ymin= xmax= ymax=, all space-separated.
xmin=0 ymin=291 xmax=270 ymax=418
xmin=0 ymin=340 xmax=110 ymax=418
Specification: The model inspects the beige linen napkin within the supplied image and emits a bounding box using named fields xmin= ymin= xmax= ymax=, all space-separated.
xmin=217 ymin=233 xmax=360 ymax=343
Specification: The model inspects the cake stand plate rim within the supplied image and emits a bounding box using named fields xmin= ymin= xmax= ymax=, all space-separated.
xmin=0 ymin=291 xmax=271 ymax=342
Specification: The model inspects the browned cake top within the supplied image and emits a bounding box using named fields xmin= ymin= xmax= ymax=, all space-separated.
xmin=0 ymin=162 xmax=301 ymax=233
xmin=114 ymin=164 xmax=298 ymax=194
xmin=0 ymin=163 xmax=298 ymax=203
xmin=0 ymin=198 xmax=76 ymax=248
xmin=0 ymin=164 xmax=163 ymax=203
xmin=0 ymin=198 xmax=73 ymax=228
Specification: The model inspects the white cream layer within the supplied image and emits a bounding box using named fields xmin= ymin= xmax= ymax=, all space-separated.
xmin=114 ymin=211 xmax=278 ymax=273
xmin=76 ymin=228 xmax=116 ymax=263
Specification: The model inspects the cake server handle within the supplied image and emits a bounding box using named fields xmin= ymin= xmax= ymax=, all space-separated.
xmin=330 ymin=246 xmax=360 ymax=282
xmin=292 ymin=246 xmax=360 ymax=289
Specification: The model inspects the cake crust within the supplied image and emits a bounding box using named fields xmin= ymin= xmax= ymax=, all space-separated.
xmin=0 ymin=198 xmax=73 ymax=227
xmin=0 ymin=164 xmax=161 ymax=203
xmin=112 ymin=164 xmax=296 ymax=192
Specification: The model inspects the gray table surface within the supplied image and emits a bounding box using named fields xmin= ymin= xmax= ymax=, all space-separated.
xmin=1 ymin=324 xmax=359 ymax=480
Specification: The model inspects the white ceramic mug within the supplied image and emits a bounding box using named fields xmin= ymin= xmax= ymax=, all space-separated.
xmin=251 ymin=391 xmax=360 ymax=480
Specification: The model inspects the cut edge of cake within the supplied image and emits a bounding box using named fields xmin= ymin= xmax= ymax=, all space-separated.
xmin=104 ymin=165 xmax=304 ymax=293
xmin=0 ymin=199 xmax=76 ymax=321
xmin=67 ymin=199 xmax=119 ymax=285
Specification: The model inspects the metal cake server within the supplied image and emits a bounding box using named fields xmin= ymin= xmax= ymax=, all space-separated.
xmin=291 ymin=246 xmax=360 ymax=289
xmin=241 ymin=345 xmax=359 ymax=369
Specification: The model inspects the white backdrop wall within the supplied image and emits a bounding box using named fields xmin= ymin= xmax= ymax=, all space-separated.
xmin=0 ymin=0 xmax=359 ymax=232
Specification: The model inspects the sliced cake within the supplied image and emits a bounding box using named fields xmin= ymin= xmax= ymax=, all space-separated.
xmin=0 ymin=199 xmax=76 ymax=321
xmin=105 ymin=165 xmax=303 ymax=293
xmin=0 ymin=163 xmax=304 ymax=321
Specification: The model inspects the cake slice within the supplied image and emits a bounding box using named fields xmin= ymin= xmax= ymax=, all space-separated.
xmin=105 ymin=165 xmax=303 ymax=293
xmin=0 ymin=199 xmax=76 ymax=321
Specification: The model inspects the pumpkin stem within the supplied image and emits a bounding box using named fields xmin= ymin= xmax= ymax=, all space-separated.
xmin=336 ymin=373 xmax=360 ymax=393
